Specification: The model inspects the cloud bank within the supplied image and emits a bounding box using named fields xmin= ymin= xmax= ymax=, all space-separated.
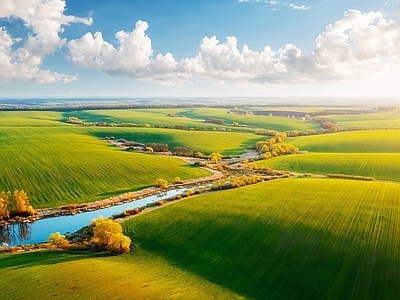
xmin=0 ymin=0 xmax=399 ymax=85
xmin=0 ymin=0 xmax=92 ymax=83
xmin=68 ymin=10 xmax=400 ymax=84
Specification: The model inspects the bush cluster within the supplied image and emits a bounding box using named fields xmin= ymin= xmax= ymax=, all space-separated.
xmin=0 ymin=190 xmax=37 ymax=220
xmin=326 ymin=174 xmax=375 ymax=181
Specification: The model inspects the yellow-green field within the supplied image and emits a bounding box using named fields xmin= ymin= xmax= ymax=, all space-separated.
xmin=0 ymin=126 xmax=209 ymax=208
xmin=84 ymin=126 xmax=265 ymax=155
xmin=0 ymin=111 xmax=266 ymax=208
xmin=258 ymin=130 xmax=400 ymax=180
xmin=0 ymin=251 xmax=239 ymax=299
xmin=326 ymin=112 xmax=400 ymax=128
xmin=288 ymin=130 xmax=400 ymax=153
xmin=174 ymin=108 xmax=319 ymax=130
xmin=63 ymin=109 xmax=254 ymax=132
xmin=258 ymin=152 xmax=400 ymax=181
xmin=1 ymin=178 xmax=400 ymax=299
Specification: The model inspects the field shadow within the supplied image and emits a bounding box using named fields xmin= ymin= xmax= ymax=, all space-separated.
xmin=133 ymin=217 xmax=399 ymax=300
xmin=220 ymin=137 xmax=265 ymax=156
xmin=0 ymin=251 xmax=113 ymax=270
xmin=61 ymin=111 xmax=118 ymax=123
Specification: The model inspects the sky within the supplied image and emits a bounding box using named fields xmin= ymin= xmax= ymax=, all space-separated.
xmin=0 ymin=0 xmax=399 ymax=99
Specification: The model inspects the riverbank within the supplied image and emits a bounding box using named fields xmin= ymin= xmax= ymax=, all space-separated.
xmin=0 ymin=165 xmax=225 ymax=227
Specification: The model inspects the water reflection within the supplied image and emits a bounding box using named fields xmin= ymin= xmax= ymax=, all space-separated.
xmin=0 ymin=223 xmax=32 ymax=245
xmin=0 ymin=187 xmax=188 ymax=246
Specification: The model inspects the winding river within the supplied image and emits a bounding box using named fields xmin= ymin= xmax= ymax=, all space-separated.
xmin=0 ymin=188 xmax=186 ymax=246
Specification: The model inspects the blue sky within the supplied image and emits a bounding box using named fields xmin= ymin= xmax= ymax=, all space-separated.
xmin=0 ymin=0 xmax=399 ymax=99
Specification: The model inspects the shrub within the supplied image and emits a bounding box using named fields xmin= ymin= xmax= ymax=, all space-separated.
xmin=65 ymin=204 xmax=78 ymax=212
xmin=90 ymin=217 xmax=131 ymax=253
xmin=49 ymin=232 xmax=70 ymax=249
xmin=185 ymin=189 xmax=195 ymax=197
xmin=124 ymin=208 xmax=140 ymax=216
xmin=174 ymin=177 xmax=184 ymax=184
xmin=155 ymin=178 xmax=168 ymax=189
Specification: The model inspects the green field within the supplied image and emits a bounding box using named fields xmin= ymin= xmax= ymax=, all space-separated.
xmin=257 ymin=130 xmax=400 ymax=180
xmin=248 ymin=106 xmax=366 ymax=113
xmin=0 ymin=251 xmax=239 ymax=299
xmin=160 ymin=108 xmax=318 ymax=131
xmin=0 ymin=111 xmax=272 ymax=208
xmin=258 ymin=153 xmax=400 ymax=181
xmin=65 ymin=107 xmax=319 ymax=132
xmin=0 ymin=126 xmax=209 ymax=208
xmin=326 ymin=112 xmax=400 ymax=128
xmin=84 ymin=126 xmax=265 ymax=155
xmin=64 ymin=109 xmax=256 ymax=132
xmin=2 ymin=178 xmax=400 ymax=299
xmin=288 ymin=130 xmax=400 ymax=153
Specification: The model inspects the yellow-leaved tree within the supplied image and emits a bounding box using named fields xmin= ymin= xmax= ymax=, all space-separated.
xmin=0 ymin=191 xmax=11 ymax=220
xmin=13 ymin=190 xmax=36 ymax=216
xmin=91 ymin=217 xmax=131 ymax=253
xmin=155 ymin=178 xmax=168 ymax=189
xmin=49 ymin=232 xmax=70 ymax=249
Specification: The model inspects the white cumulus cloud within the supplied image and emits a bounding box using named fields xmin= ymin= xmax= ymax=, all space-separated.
xmin=67 ymin=10 xmax=400 ymax=85
xmin=289 ymin=4 xmax=310 ymax=10
xmin=0 ymin=0 xmax=92 ymax=83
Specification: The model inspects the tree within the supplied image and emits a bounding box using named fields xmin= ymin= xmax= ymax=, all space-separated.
xmin=209 ymin=153 xmax=222 ymax=164
xmin=0 ymin=192 xmax=10 ymax=220
xmin=14 ymin=190 xmax=29 ymax=213
xmin=155 ymin=178 xmax=168 ymax=189
xmin=91 ymin=217 xmax=131 ymax=253
xmin=49 ymin=232 xmax=70 ymax=248
xmin=242 ymin=159 xmax=248 ymax=168
xmin=109 ymin=233 xmax=131 ymax=253
xmin=174 ymin=177 xmax=183 ymax=184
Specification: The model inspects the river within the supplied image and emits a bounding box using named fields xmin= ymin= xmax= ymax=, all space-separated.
xmin=0 ymin=188 xmax=186 ymax=246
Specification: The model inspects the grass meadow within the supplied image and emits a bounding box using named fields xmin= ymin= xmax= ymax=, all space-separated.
xmin=0 ymin=125 xmax=209 ymax=208
xmin=258 ymin=130 xmax=400 ymax=180
xmin=258 ymin=153 xmax=400 ymax=181
xmin=64 ymin=107 xmax=319 ymax=131
xmin=84 ymin=126 xmax=265 ymax=155
xmin=0 ymin=110 xmax=273 ymax=208
xmin=288 ymin=130 xmax=400 ymax=153
xmin=2 ymin=178 xmax=400 ymax=299
xmin=172 ymin=107 xmax=319 ymax=131
xmin=326 ymin=112 xmax=400 ymax=128
xmin=64 ymin=109 xmax=256 ymax=132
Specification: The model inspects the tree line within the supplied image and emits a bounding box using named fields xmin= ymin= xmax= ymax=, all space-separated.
xmin=254 ymin=132 xmax=299 ymax=159
xmin=0 ymin=190 xmax=37 ymax=220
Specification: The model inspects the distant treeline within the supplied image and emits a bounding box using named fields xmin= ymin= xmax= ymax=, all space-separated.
xmin=66 ymin=117 xmax=244 ymax=133
xmin=0 ymin=103 xmax=288 ymax=112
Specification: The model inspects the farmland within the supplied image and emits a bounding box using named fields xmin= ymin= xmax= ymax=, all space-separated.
xmin=0 ymin=251 xmax=239 ymax=299
xmin=288 ymin=130 xmax=400 ymax=153
xmin=156 ymin=107 xmax=318 ymax=131
xmin=326 ymin=112 xmax=400 ymax=129
xmin=63 ymin=107 xmax=319 ymax=131
xmin=2 ymin=106 xmax=400 ymax=299
xmin=258 ymin=153 xmax=400 ymax=181
xmin=84 ymin=127 xmax=265 ymax=155
xmin=175 ymin=108 xmax=318 ymax=131
xmin=0 ymin=110 xmax=275 ymax=208
xmin=257 ymin=130 xmax=400 ymax=180
xmin=63 ymin=109 xmax=256 ymax=132
xmin=2 ymin=178 xmax=400 ymax=299
xmin=0 ymin=125 xmax=209 ymax=208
